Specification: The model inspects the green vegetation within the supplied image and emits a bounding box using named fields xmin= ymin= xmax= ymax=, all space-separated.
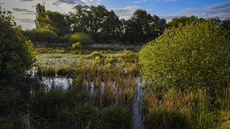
xmin=140 ymin=22 xmax=230 ymax=129
xmin=1 ymin=3 xmax=230 ymax=129
xmin=139 ymin=22 xmax=229 ymax=91
xmin=25 ymin=3 xmax=167 ymax=46
xmin=143 ymin=88 xmax=230 ymax=129
xmin=0 ymin=10 xmax=35 ymax=85
xmin=144 ymin=109 xmax=191 ymax=129
xmin=0 ymin=9 xmax=35 ymax=128
xmin=83 ymin=51 xmax=103 ymax=59
xmin=24 ymin=28 xmax=58 ymax=43
xmin=71 ymin=42 xmax=81 ymax=50
xmin=69 ymin=32 xmax=94 ymax=46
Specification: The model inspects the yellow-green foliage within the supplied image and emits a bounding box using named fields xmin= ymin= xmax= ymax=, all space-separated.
xmin=69 ymin=32 xmax=93 ymax=46
xmin=71 ymin=42 xmax=81 ymax=50
xmin=35 ymin=48 xmax=66 ymax=53
xmin=84 ymin=51 xmax=103 ymax=59
xmin=139 ymin=22 xmax=230 ymax=90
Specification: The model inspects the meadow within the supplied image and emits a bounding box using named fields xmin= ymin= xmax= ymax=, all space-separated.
xmin=33 ymin=48 xmax=230 ymax=129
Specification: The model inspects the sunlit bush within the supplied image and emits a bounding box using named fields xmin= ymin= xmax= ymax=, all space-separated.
xmin=69 ymin=32 xmax=94 ymax=46
xmin=24 ymin=28 xmax=58 ymax=43
xmin=139 ymin=22 xmax=230 ymax=92
xmin=71 ymin=42 xmax=81 ymax=50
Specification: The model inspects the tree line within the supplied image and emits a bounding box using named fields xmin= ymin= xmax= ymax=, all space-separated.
xmin=24 ymin=3 xmax=167 ymax=45
xmin=24 ymin=3 xmax=230 ymax=46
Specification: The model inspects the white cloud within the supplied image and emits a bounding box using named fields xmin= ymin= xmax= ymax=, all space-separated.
xmin=12 ymin=8 xmax=34 ymax=13
xmin=53 ymin=0 xmax=100 ymax=5
xmin=134 ymin=0 xmax=146 ymax=4
xmin=161 ymin=1 xmax=230 ymax=21
xmin=113 ymin=6 xmax=142 ymax=19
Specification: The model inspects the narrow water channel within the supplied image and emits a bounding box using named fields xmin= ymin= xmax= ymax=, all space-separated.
xmin=132 ymin=77 xmax=146 ymax=129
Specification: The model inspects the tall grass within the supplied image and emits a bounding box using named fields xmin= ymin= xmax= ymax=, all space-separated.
xmin=143 ymin=87 xmax=230 ymax=129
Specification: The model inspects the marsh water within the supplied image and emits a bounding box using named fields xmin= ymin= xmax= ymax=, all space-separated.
xmin=41 ymin=76 xmax=73 ymax=90
xmin=40 ymin=76 xmax=146 ymax=129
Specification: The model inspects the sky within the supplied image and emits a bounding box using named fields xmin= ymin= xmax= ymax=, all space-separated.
xmin=0 ymin=0 xmax=229 ymax=29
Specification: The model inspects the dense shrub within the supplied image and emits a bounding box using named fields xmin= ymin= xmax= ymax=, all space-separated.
xmin=24 ymin=28 xmax=58 ymax=43
xmin=31 ymin=88 xmax=66 ymax=122
xmin=103 ymin=106 xmax=132 ymax=129
xmin=55 ymin=109 xmax=76 ymax=129
xmin=144 ymin=109 xmax=191 ymax=129
xmin=0 ymin=10 xmax=35 ymax=128
xmin=69 ymin=32 xmax=94 ymax=46
xmin=0 ymin=10 xmax=35 ymax=85
xmin=139 ymin=22 xmax=230 ymax=92
xmin=55 ymin=104 xmax=104 ymax=129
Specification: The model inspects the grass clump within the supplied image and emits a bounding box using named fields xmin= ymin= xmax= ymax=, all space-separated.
xmin=84 ymin=51 xmax=103 ymax=59
xmin=144 ymin=109 xmax=191 ymax=129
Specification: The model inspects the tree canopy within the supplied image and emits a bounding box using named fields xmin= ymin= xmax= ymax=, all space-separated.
xmin=0 ymin=10 xmax=35 ymax=85
xmin=31 ymin=3 xmax=167 ymax=45
xmin=139 ymin=22 xmax=230 ymax=91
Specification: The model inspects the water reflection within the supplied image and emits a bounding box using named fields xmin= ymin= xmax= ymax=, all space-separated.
xmin=41 ymin=77 xmax=73 ymax=89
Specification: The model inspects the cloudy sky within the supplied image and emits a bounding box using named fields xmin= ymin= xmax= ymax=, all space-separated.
xmin=0 ymin=0 xmax=229 ymax=29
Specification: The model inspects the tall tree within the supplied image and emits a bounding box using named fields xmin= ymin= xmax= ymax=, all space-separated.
xmin=151 ymin=15 xmax=167 ymax=37
xmin=69 ymin=4 xmax=90 ymax=32
xmin=124 ymin=10 xmax=166 ymax=44
xmin=35 ymin=3 xmax=51 ymax=29
xmin=88 ymin=5 xmax=122 ymax=42
xmin=222 ymin=18 xmax=230 ymax=39
xmin=69 ymin=5 xmax=123 ymax=43
xmin=46 ymin=11 xmax=70 ymax=36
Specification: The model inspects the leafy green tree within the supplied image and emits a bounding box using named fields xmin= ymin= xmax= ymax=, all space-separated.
xmin=0 ymin=9 xmax=35 ymax=128
xmin=151 ymin=15 xmax=167 ymax=36
xmin=139 ymin=22 xmax=230 ymax=92
xmin=69 ymin=5 xmax=123 ymax=43
xmin=91 ymin=8 xmax=123 ymax=42
xmin=35 ymin=3 xmax=51 ymax=29
xmin=222 ymin=18 xmax=230 ymax=39
xmin=46 ymin=11 xmax=70 ymax=36
xmin=222 ymin=19 xmax=230 ymax=30
xmin=69 ymin=4 xmax=90 ymax=33
xmin=124 ymin=10 xmax=153 ymax=44
xmin=167 ymin=16 xmax=206 ymax=28
xmin=124 ymin=10 xmax=166 ymax=44
xmin=35 ymin=4 xmax=70 ymax=37
xmin=0 ymin=10 xmax=35 ymax=85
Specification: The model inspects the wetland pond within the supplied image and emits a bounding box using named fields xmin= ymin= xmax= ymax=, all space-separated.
xmin=36 ymin=52 xmax=145 ymax=129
